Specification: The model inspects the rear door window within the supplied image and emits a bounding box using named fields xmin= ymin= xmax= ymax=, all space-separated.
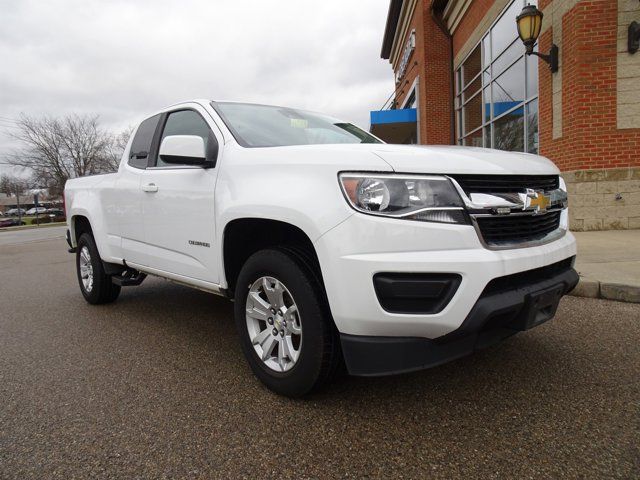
xmin=128 ymin=114 xmax=161 ymax=169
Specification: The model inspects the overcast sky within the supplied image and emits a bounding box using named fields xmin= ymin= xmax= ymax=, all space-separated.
xmin=0 ymin=0 xmax=393 ymax=175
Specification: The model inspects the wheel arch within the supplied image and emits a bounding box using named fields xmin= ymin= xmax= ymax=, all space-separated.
xmin=70 ymin=214 xmax=93 ymax=245
xmin=222 ymin=217 xmax=326 ymax=298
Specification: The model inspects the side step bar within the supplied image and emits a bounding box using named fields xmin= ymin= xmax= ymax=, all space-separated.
xmin=112 ymin=270 xmax=147 ymax=287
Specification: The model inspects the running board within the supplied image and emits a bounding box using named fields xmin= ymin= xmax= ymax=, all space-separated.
xmin=112 ymin=270 xmax=147 ymax=287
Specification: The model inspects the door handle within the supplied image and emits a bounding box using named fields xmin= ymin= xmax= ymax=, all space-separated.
xmin=141 ymin=183 xmax=158 ymax=193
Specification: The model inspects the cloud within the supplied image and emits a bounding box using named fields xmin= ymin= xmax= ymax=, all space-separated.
xmin=0 ymin=0 xmax=393 ymax=174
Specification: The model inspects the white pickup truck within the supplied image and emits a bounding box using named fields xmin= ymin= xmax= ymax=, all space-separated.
xmin=65 ymin=99 xmax=578 ymax=396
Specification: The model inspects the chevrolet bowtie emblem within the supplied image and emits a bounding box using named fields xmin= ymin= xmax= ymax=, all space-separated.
xmin=523 ymin=189 xmax=551 ymax=213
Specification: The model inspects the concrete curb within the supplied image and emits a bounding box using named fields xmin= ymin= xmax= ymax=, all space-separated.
xmin=569 ymin=277 xmax=640 ymax=303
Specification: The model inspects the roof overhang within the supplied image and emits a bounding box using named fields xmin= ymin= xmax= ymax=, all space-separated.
xmin=381 ymin=0 xmax=404 ymax=59
xmin=439 ymin=0 xmax=471 ymax=33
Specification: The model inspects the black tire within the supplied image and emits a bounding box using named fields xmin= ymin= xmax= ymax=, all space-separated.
xmin=76 ymin=233 xmax=121 ymax=305
xmin=234 ymin=248 xmax=340 ymax=397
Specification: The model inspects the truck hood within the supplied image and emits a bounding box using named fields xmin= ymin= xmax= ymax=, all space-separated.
xmin=370 ymin=145 xmax=560 ymax=175
xmin=245 ymin=144 xmax=560 ymax=176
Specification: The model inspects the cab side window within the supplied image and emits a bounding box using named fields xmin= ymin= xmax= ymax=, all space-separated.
xmin=128 ymin=114 xmax=161 ymax=169
xmin=156 ymin=110 xmax=216 ymax=167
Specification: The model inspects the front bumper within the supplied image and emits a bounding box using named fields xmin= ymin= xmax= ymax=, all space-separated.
xmin=315 ymin=213 xmax=577 ymax=339
xmin=340 ymin=258 xmax=578 ymax=376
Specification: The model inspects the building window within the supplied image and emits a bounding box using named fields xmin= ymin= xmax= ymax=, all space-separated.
xmin=455 ymin=0 xmax=538 ymax=153
xmin=404 ymin=89 xmax=417 ymax=109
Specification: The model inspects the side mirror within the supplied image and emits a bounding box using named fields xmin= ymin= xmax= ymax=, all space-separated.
xmin=159 ymin=135 xmax=212 ymax=167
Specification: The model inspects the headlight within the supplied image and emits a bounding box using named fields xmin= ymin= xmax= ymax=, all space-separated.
xmin=339 ymin=173 xmax=468 ymax=224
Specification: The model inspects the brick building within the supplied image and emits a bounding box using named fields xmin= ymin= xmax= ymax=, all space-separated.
xmin=371 ymin=0 xmax=640 ymax=230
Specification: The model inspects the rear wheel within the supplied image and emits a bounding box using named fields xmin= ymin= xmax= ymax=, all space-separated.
xmin=76 ymin=233 xmax=121 ymax=304
xmin=234 ymin=249 xmax=340 ymax=397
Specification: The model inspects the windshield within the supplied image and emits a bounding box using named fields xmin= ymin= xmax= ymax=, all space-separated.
xmin=213 ymin=102 xmax=382 ymax=148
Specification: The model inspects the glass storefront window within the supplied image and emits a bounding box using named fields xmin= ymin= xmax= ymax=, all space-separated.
xmin=404 ymin=89 xmax=417 ymax=109
xmin=492 ymin=57 xmax=524 ymax=109
xmin=463 ymin=76 xmax=481 ymax=102
xmin=482 ymin=35 xmax=491 ymax=67
xmin=490 ymin=1 xmax=522 ymax=62
xmin=455 ymin=0 xmax=538 ymax=153
xmin=463 ymin=92 xmax=483 ymax=134
xmin=464 ymin=128 xmax=483 ymax=147
xmin=482 ymin=86 xmax=491 ymax=123
xmin=526 ymin=52 xmax=539 ymax=100
xmin=462 ymin=45 xmax=482 ymax=88
xmin=493 ymin=106 xmax=524 ymax=152
xmin=526 ymin=99 xmax=539 ymax=154
xmin=492 ymin=39 xmax=525 ymax=77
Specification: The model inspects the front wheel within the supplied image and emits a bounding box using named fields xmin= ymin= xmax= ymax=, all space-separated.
xmin=76 ymin=233 xmax=121 ymax=304
xmin=234 ymin=249 xmax=340 ymax=397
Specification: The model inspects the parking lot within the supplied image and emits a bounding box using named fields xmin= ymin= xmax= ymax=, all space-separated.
xmin=0 ymin=227 xmax=638 ymax=479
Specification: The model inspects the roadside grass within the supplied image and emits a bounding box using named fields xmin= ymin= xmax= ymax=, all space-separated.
xmin=0 ymin=221 xmax=67 ymax=232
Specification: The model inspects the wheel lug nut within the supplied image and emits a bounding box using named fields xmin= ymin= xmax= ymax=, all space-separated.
xmin=268 ymin=317 xmax=273 ymax=324
xmin=272 ymin=328 xmax=278 ymax=336
xmin=278 ymin=311 xmax=283 ymax=316
xmin=280 ymin=330 xmax=284 ymax=337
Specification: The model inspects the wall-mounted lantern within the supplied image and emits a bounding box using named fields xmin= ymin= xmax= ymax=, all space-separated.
xmin=516 ymin=4 xmax=558 ymax=73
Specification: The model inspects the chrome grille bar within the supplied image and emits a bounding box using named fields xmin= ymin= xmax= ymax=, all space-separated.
xmin=446 ymin=175 xmax=568 ymax=250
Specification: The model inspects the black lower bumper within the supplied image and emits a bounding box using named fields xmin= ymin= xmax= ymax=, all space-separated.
xmin=341 ymin=257 xmax=579 ymax=377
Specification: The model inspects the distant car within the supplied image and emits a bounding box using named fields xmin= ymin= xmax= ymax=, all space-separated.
xmin=5 ymin=208 xmax=27 ymax=216
xmin=0 ymin=218 xmax=25 ymax=227
xmin=47 ymin=208 xmax=65 ymax=216
xmin=25 ymin=207 xmax=48 ymax=215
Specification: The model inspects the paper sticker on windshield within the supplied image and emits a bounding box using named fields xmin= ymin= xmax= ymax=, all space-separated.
xmin=290 ymin=118 xmax=308 ymax=128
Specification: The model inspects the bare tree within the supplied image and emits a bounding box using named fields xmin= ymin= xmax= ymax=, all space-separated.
xmin=0 ymin=174 xmax=30 ymax=197
xmin=5 ymin=114 xmax=114 ymax=195
xmin=106 ymin=126 xmax=135 ymax=172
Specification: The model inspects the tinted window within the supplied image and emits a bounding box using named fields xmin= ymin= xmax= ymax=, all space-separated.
xmin=129 ymin=114 xmax=161 ymax=168
xmin=157 ymin=110 xmax=213 ymax=167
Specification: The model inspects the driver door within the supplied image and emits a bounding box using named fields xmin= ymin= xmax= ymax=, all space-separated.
xmin=138 ymin=107 xmax=221 ymax=284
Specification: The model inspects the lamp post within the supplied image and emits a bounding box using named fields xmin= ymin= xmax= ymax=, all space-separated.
xmin=516 ymin=4 xmax=558 ymax=73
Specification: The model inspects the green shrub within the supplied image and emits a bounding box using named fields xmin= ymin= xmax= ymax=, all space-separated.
xmin=30 ymin=216 xmax=51 ymax=225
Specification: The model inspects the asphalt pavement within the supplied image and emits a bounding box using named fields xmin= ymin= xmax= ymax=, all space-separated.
xmin=0 ymin=225 xmax=67 ymax=247
xmin=0 ymin=230 xmax=638 ymax=479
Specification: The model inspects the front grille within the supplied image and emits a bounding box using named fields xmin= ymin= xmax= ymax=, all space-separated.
xmin=451 ymin=174 xmax=559 ymax=195
xmin=475 ymin=211 xmax=561 ymax=246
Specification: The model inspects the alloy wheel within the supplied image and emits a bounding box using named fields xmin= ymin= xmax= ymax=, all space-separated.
xmin=245 ymin=276 xmax=302 ymax=372
xmin=79 ymin=246 xmax=94 ymax=293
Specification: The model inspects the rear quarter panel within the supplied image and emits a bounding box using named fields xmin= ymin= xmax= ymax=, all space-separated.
xmin=65 ymin=173 xmax=120 ymax=261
